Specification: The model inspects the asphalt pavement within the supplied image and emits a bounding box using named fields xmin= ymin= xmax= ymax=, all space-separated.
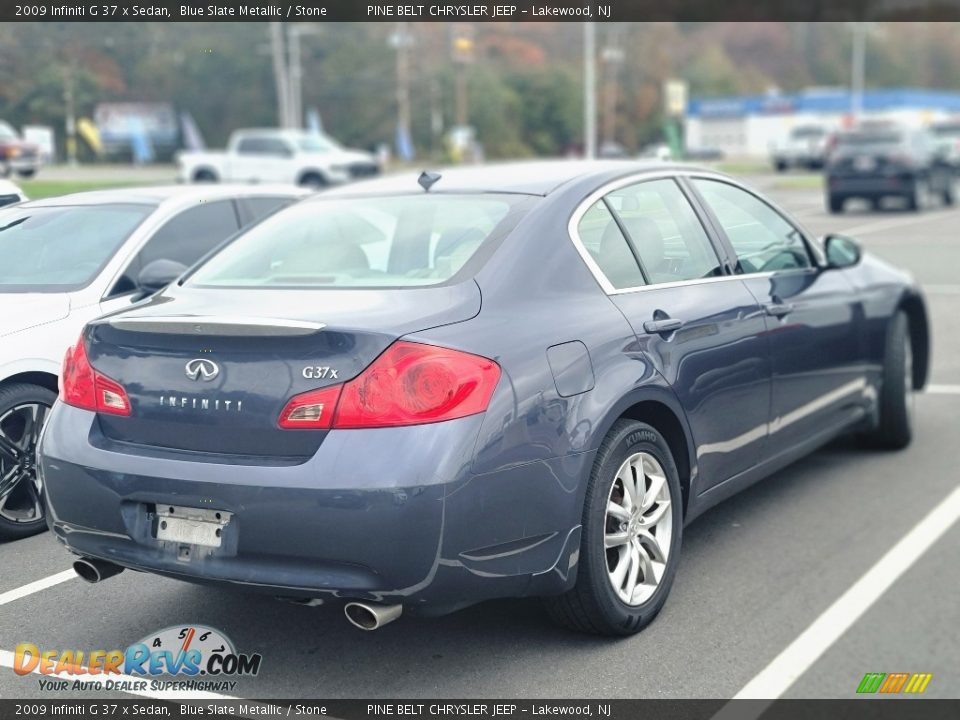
xmin=0 ymin=172 xmax=958 ymax=701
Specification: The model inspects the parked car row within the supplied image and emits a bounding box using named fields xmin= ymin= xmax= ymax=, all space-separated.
xmin=0 ymin=160 xmax=928 ymax=637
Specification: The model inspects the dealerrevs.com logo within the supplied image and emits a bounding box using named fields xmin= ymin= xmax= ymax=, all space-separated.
xmin=15 ymin=625 xmax=262 ymax=693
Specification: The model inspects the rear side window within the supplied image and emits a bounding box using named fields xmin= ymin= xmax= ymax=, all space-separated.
xmin=188 ymin=194 xmax=522 ymax=288
xmin=576 ymin=200 xmax=645 ymax=290
xmin=606 ymin=179 xmax=722 ymax=284
xmin=242 ymin=196 xmax=296 ymax=223
xmin=575 ymin=178 xmax=722 ymax=290
xmin=693 ymin=179 xmax=812 ymax=273
xmin=135 ymin=200 xmax=240 ymax=268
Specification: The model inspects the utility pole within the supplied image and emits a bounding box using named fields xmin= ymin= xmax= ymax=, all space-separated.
xmin=601 ymin=28 xmax=625 ymax=149
xmin=391 ymin=23 xmax=413 ymax=146
xmin=451 ymin=24 xmax=475 ymax=127
xmin=63 ymin=64 xmax=77 ymax=166
xmin=288 ymin=25 xmax=322 ymax=131
xmin=269 ymin=22 xmax=292 ymax=128
xmin=584 ymin=22 xmax=597 ymax=159
xmin=850 ymin=22 xmax=867 ymax=121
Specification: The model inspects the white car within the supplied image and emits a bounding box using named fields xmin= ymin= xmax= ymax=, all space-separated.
xmin=177 ymin=129 xmax=380 ymax=188
xmin=0 ymin=184 xmax=307 ymax=540
xmin=0 ymin=178 xmax=27 ymax=207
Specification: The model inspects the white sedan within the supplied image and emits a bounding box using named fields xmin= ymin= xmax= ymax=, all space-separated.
xmin=0 ymin=184 xmax=308 ymax=539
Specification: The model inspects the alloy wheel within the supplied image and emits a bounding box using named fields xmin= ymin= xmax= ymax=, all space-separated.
xmin=0 ymin=402 xmax=49 ymax=523
xmin=604 ymin=451 xmax=673 ymax=606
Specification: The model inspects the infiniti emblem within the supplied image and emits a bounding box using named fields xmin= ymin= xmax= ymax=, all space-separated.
xmin=185 ymin=358 xmax=220 ymax=382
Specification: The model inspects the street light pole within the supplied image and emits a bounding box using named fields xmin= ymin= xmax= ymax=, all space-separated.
xmin=269 ymin=22 xmax=292 ymax=128
xmin=584 ymin=22 xmax=597 ymax=159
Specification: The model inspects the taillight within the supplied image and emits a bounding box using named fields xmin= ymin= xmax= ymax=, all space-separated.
xmin=60 ymin=336 xmax=131 ymax=416
xmin=277 ymin=341 xmax=501 ymax=430
xmin=278 ymin=385 xmax=342 ymax=429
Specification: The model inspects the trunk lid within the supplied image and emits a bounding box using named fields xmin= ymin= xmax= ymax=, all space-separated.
xmin=86 ymin=283 xmax=480 ymax=458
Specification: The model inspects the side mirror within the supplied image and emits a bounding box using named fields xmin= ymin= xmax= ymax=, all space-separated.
xmin=137 ymin=259 xmax=188 ymax=295
xmin=824 ymin=234 xmax=862 ymax=269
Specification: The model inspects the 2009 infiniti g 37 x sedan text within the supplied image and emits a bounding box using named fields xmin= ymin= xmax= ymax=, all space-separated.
xmin=38 ymin=161 xmax=929 ymax=635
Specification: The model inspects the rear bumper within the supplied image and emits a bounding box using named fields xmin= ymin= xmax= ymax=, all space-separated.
xmin=40 ymin=403 xmax=586 ymax=613
xmin=827 ymin=173 xmax=915 ymax=197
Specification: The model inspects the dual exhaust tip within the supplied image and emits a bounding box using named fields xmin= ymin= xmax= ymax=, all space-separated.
xmin=74 ymin=557 xmax=401 ymax=630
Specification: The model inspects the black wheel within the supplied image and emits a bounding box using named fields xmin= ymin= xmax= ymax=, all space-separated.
xmin=192 ymin=168 xmax=218 ymax=182
xmin=828 ymin=195 xmax=845 ymax=214
xmin=298 ymin=172 xmax=328 ymax=190
xmin=774 ymin=160 xmax=788 ymax=173
xmin=0 ymin=383 xmax=56 ymax=541
xmin=16 ymin=168 xmax=36 ymax=179
xmin=864 ymin=312 xmax=913 ymax=450
xmin=544 ymin=419 xmax=683 ymax=635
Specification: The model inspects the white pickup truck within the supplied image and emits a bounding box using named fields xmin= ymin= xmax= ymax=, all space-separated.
xmin=177 ymin=129 xmax=381 ymax=188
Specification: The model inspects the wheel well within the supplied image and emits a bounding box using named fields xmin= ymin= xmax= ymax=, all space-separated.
xmin=900 ymin=295 xmax=930 ymax=390
xmin=618 ymin=401 xmax=691 ymax=516
xmin=297 ymin=170 xmax=326 ymax=184
xmin=193 ymin=167 xmax=218 ymax=180
xmin=0 ymin=371 xmax=59 ymax=395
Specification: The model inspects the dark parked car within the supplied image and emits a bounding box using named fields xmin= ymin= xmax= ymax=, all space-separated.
xmin=38 ymin=161 xmax=929 ymax=635
xmin=826 ymin=126 xmax=954 ymax=213
xmin=0 ymin=121 xmax=41 ymax=179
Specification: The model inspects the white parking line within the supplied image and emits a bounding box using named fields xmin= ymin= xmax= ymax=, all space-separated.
xmin=926 ymin=384 xmax=960 ymax=395
xmin=0 ymin=649 xmax=237 ymax=701
xmin=842 ymin=210 xmax=956 ymax=238
xmin=0 ymin=570 xmax=76 ymax=606
xmin=730 ymin=483 xmax=960 ymax=701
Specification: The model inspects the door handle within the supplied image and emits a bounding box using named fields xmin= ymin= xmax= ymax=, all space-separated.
xmin=763 ymin=301 xmax=794 ymax=318
xmin=643 ymin=318 xmax=684 ymax=335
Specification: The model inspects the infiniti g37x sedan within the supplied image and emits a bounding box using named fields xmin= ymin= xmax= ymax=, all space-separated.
xmin=38 ymin=162 xmax=929 ymax=635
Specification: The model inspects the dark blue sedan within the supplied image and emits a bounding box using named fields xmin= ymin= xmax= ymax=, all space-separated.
xmin=38 ymin=161 xmax=929 ymax=635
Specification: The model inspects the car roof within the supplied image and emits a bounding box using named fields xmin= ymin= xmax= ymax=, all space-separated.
xmin=22 ymin=184 xmax=308 ymax=208
xmin=322 ymin=160 xmax=701 ymax=198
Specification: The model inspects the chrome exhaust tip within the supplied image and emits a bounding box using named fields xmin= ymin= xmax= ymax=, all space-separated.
xmin=344 ymin=602 xmax=402 ymax=630
xmin=73 ymin=557 xmax=124 ymax=584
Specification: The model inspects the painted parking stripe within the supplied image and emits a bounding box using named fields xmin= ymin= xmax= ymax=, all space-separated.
xmin=727 ymin=483 xmax=960 ymax=702
xmin=926 ymin=385 xmax=960 ymax=395
xmin=0 ymin=649 xmax=237 ymax=701
xmin=837 ymin=209 xmax=957 ymax=238
xmin=0 ymin=570 xmax=76 ymax=606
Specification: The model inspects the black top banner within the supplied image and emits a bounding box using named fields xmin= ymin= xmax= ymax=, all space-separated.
xmin=8 ymin=0 xmax=960 ymax=22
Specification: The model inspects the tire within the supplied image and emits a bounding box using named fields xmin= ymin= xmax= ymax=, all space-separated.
xmin=943 ymin=181 xmax=955 ymax=206
xmin=0 ymin=383 xmax=57 ymax=541
xmin=774 ymin=160 xmax=788 ymax=173
xmin=192 ymin=168 xmax=218 ymax=183
xmin=869 ymin=197 xmax=883 ymax=212
xmin=544 ymin=419 xmax=683 ymax=636
xmin=828 ymin=195 xmax=845 ymax=214
xmin=16 ymin=168 xmax=36 ymax=179
xmin=298 ymin=172 xmax=328 ymax=190
xmin=905 ymin=178 xmax=925 ymax=212
xmin=864 ymin=311 xmax=913 ymax=450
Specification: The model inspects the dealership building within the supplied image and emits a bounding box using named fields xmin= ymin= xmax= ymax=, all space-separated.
xmin=684 ymin=88 xmax=960 ymax=158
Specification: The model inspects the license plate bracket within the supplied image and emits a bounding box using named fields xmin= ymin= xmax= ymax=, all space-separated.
xmin=155 ymin=505 xmax=232 ymax=548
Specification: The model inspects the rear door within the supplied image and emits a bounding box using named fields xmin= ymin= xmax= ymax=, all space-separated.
xmin=576 ymin=177 xmax=771 ymax=489
xmin=688 ymin=177 xmax=865 ymax=458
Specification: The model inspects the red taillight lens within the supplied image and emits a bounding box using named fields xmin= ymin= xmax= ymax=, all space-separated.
xmin=277 ymin=341 xmax=500 ymax=430
xmin=278 ymin=384 xmax=342 ymax=429
xmin=60 ymin=336 xmax=131 ymax=416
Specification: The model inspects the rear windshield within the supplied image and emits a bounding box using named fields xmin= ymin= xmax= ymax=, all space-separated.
xmin=188 ymin=194 xmax=525 ymax=288
xmin=0 ymin=203 xmax=154 ymax=292
xmin=834 ymin=131 xmax=904 ymax=152
xmin=791 ymin=127 xmax=825 ymax=138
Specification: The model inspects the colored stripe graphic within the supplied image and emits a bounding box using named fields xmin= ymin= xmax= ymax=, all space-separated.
xmin=857 ymin=672 xmax=932 ymax=694
xmin=857 ymin=673 xmax=885 ymax=693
